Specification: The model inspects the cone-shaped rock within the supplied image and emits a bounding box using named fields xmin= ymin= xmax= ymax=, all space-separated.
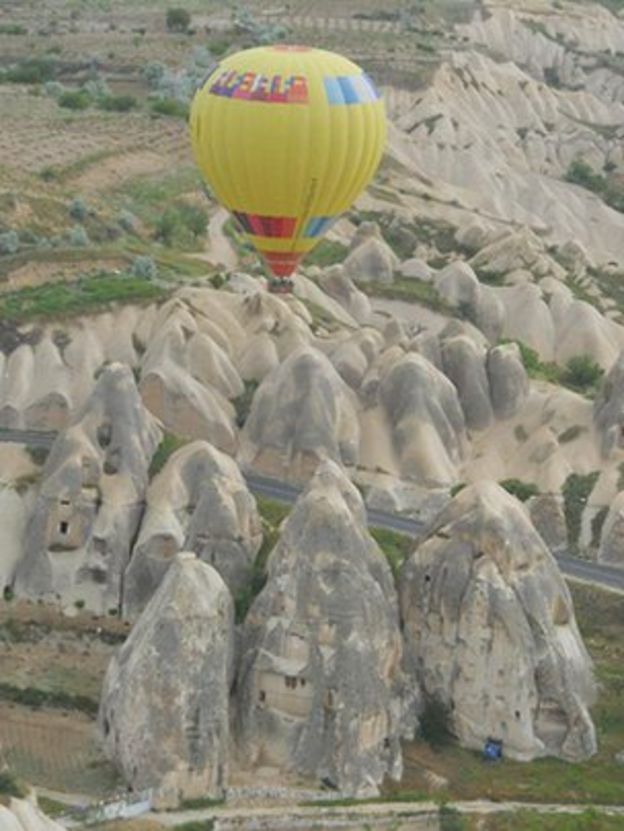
xmin=240 ymin=347 xmax=360 ymax=482
xmin=99 ymin=552 xmax=233 ymax=808
xmin=14 ymin=363 xmax=161 ymax=613
xmin=399 ymin=481 xmax=596 ymax=762
xmin=236 ymin=461 xmax=407 ymax=795
xmin=123 ymin=440 xmax=261 ymax=618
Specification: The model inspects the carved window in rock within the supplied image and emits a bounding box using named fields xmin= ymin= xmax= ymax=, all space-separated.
xmin=59 ymin=520 xmax=69 ymax=535
xmin=324 ymin=689 xmax=336 ymax=710
xmin=284 ymin=676 xmax=298 ymax=689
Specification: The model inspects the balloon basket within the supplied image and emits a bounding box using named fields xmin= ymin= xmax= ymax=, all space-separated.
xmin=268 ymin=278 xmax=294 ymax=294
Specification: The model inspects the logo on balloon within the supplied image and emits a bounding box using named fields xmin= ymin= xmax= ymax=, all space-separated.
xmin=209 ymin=70 xmax=309 ymax=104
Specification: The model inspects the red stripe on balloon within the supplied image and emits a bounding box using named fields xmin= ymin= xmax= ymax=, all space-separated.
xmin=263 ymin=251 xmax=302 ymax=277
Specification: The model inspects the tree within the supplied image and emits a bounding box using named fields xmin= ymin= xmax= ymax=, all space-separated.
xmin=166 ymin=8 xmax=191 ymax=32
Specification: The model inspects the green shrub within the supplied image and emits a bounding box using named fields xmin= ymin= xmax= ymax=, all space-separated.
xmin=0 ymin=23 xmax=27 ymax=35
xmin=499 ymin=478 xmax=539 ymax=502
xmin=566 ymin=158 xmax=624 ymax=214
xmin=58 ymin=90 xmax=91 ymax=110
xmin=562 ymin=471 xmax=600 ymax=551
xmin=68 ymin=226 xmax=89 ymax=247
xmin=149 ymin=433 xmax=188 ymax=478
xmin=98 ymin=94 xmax=136 ymax=112
xmin=0 ymin=771 xmax=26 ymax=797
xmin=0 ymin=230 xmax=19 ymax=255
xmin=233 ymin=380 xmax=258 ymax=427
xmin=131 ymin=255 xmax=157 ymax=280
xmin=591 ymin=506 xmax=608 ymax=549
xmin=166 ymin=7 xmax=191 ymax=32
xmin=3 ymin=58 xmax=55 ymax=83
xmin=69 ymin=197 xmax=88 ymax=222
xmin=562 ymin=355 xmax=604 ymax=395
xmin=43 ymin=80 xmax=64 ymax=97
xmin=156 ymin=201 xmax=207 ymax=246
xmin=369 ymin=527 xmax=413 ymax=577
xmin=439 ymin=805 xmax=467 ymax=831
xmin=150 ymin=97 xmax=189 ymax=118
xmin=144 ymin=61 xmax=166 ymax=86
xmin=118 ymin=209 xmax=137 ymax=233
xmin=504 ymin=339 xmax=561 ymax=384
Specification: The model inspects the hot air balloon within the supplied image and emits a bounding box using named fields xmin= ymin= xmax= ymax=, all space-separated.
xmin=189 ymin=44 xmax=386 ymax=291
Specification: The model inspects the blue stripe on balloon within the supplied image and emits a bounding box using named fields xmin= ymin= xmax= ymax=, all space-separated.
xmin=324 ymin=77 xmax=344 ymax=105
xmin=338 ymin=76 xmax=359 ymax=104
xmin=325 ymin=73 xmax=381 ymax=105
xmin=304 ymin=216 xmax=335 ymax=237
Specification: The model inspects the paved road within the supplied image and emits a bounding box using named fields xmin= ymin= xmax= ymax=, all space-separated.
xmin=1 ymin=428 xmax=623 ymax=593
xmin=246 ymin=473 xmax=624 ymax=592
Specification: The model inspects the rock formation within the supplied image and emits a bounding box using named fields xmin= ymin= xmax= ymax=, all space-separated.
xmin=343 ymin=236 xmax=399 ymax=285
xmin=240 ymin=346 xmax=360 ymax=481
xmin=139 ymin=300 xmax=239 ymax=454
xmin=399 ymin=481 xmax=596 ymax=762
xmin=598 ymin=492 xmax=624 ymax=567
xmin=14 ymin=364 xmax=161 ymax=614
xmin=486 ymin=343 xmax=529 ymax=420
xmin=379 ymin=352 xmax=467 ymax=484
xmin=123 ymin=441 xmax=261 ymax=618
xmin=528 ymin=493 xmax=568 ymax=556
xmin=594 ymin=350 xmax=624 ymax=457
xmin=236 ymin=461 xmax=408 ymax=795
xmin=317 ymin=265 xmax=372 ymax=323
xmin=99 ymin=553 xmax=233 ymax=808
xmin=440 ymin=335 xmax=493 ymax=431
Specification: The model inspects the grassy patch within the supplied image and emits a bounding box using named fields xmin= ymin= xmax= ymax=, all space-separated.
xmin=478 ymin=811 xmax=624 ymax=830
xmin=360 ymin=277 xmax=455 ymax=315
xmin=234 ymin=496 xmax=291 ymax=623
xmin=561 ymin=355 xmax=604 ymax=397
xmin=507 ymin=339 xmax=561 ymax=384
xmin=118 ymin=166 xmax=203 ymax=227
xmin=0 ymin=58 xmax=56 ymax=84
xmin=233 ymin=380 xmax=258 ymax=428
xmin=370 ymin=527 xmax=413 ymax=577
xmin=0 ymin=770 xmax=27 ymax=798
xmin=177 ymin=797 xmax=224 ymax=811
xmin=503 ymin=340 xmax=602 ymax=397
xmin=150 ymin=97 xmax=190 ymax=119
xmin=562 ymin=471 xmax=600 ymax=552
xmin=37 ymin=795 xmax=70 ymax=817
xmin=0 ymin=273 xmax=168 ymax=323
xmin=303 ymin=240 xmax=348 ymax=268
xmin=174 ymin=822 xmax=215 ymax=831
xmin=566 ymin=159 xmax=624 ymax=214
xmin=148 ymin=433 xmax=188 ymax=478
xmin=0 ymin=682 xmax=98 ymax=717
xmin=589 ymin=266 xmax=624 ymax=320
xmin=499 ymin=478 xmax=539 ymax=502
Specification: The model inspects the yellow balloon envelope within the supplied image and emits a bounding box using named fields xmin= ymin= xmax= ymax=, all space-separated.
xmin=189 ymin=45 xmax=386 ymax=282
